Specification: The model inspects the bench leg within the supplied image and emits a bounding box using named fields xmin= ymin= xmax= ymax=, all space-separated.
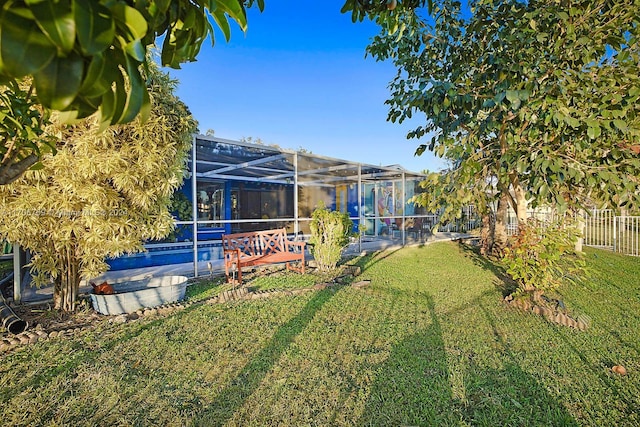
xmin=225 ymin=262 xmax=242 ymax=285
xmin=236 ymin=267 xmax=242 ymax=285
xmin=286 ymin=259 xmax=305 ymax=274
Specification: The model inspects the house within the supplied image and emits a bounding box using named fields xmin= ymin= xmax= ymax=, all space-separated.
xmin=107 ymin=135 xmax=429 ymax=272
xmin=11 ymin=135 xmax=437 ymax=302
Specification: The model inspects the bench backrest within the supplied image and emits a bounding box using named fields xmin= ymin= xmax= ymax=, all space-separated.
xmin=222 ymin=228 xmax=288 ymax=259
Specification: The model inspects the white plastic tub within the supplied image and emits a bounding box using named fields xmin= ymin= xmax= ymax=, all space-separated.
xmin=90 ymin=275 xmax=188 ymax=315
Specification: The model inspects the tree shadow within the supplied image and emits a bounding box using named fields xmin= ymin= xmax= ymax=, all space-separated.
xmin=459 ymin=360 xmax=578 ymax=426
xmin=192 ymin=288 xmax=337 ymax=426
xmin=358 ymin=294 xmax=578 ymax=426
xmin=469 ymin=301 xmax=579 ymax=426
xmin=358 ymin=294 xmax=457 ymax=426
xmin=457 ymin=242 xmax=518 ymax=297
xmin=554 ymin=328 xmax=638 ymax=416
xmin=347 ymin=248 xmax=402 ymax=275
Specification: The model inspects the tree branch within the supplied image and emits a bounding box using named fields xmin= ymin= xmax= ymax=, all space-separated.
xmin=0 ymin=154 xmax=39 ymax=185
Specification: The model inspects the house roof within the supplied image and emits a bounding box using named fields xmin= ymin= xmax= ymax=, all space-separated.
xmin=191 ymin=135 xmax=425 ymax=187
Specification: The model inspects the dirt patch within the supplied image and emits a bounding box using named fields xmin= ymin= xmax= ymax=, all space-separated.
xmin=10 ymin=298 xmax=102 ymax=333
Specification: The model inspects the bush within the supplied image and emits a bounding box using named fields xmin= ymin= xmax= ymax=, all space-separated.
xmin=502 ymin=218 xmax=585 ymax=298
xmin=309 ymin=203 xmax=353 ymax=272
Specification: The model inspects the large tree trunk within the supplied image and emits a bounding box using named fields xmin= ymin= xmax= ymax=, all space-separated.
xmin=573 ymin=210 xmax=585 ymax=253
xmin=480 ymin=213 xmax=494 ymax=256
xmin=53 ymin=245 xmax=80 ymax=312
xmin=513 ymin=182 xmax=528 ymax=225
xmin=492 ymin=193 xmax=509 ymax=257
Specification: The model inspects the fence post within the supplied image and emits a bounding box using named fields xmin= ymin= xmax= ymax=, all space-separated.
xmin=613 ymin=216 xmax=617 ymax=253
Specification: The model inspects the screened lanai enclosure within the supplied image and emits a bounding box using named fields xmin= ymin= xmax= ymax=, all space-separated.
xmin=187 ymin=135 xmax=426 ymax=237
xmin=107 ymin=135 xmax=477 ymax=274
xmin=10 ymin=135 xmax=481 ymax=302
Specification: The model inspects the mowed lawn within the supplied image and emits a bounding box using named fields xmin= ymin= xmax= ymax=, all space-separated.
xmin=0 ymin=242 xmax=638 ymax=426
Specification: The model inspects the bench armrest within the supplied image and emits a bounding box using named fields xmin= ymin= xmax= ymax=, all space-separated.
xmin=286 ymin=240 xmax=306 ymax=252
xmin=223 ymin=248 xmax=242 ymax=263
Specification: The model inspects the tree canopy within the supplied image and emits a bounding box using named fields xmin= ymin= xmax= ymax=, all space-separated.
xmin=367 ymin=0 xmax=640 ymax=221
xmin=0 ymin=0 xmax=264 ymax=125
xmin=0 ymin=0 xmax=420 ymax=185
xmin=0 ymin=0 xmax=264 ymax=185
xmin=0 ymin=60 xmax=197 ymax=312
xmin=0 ymin=0 xmax=414 ymax=127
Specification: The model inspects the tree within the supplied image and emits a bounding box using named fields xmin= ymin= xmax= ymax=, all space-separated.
xmin=0 ymin=80 xmax=58 ymax=185
xmin=341 ymin=0 xmax=434 ymax=27
xmin=0 ymin=60 xmax=197 ymax=312
xmin=0 ymin=0 xmax=426 ymax=185
xmin=0 ymin=0 xmax=263 ymax=184
xmin=368 ymin=0 xmax=640 ymax=252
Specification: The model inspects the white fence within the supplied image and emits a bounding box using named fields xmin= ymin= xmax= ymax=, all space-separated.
xmin=505 ymin=209 xmax=639 ymax=257
xmin=614 ymin=216 xmax=640 ymax=257
xmin=583 ymin=210 xmax=640 ymax=256
xmin=583 ymin=209 xmax=614 ymax=249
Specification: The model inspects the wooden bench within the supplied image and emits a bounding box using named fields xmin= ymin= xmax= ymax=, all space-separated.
xmin=221 ymin=228 xmax=306 ymax=284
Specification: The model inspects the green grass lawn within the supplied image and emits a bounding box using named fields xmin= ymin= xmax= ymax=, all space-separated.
xmin=1 ymin=242 xmax=639 ymax=426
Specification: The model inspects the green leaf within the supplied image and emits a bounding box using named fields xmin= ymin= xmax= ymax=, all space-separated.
xmin=587 ymin=124 xmax=601 ymax=140
xmin=73 ymin=0 xmax=115 ymax=55
xmin=111 ymin=3 xmax=148 ymax=42
xmin=0 ymin=8 xmax=56 ymax=76
xmin=33 ymin=53 xmax=83 ymax=110
xmin=137 ymin=86 xmax=151 ymax=123
xmin=29 ymin=161 xmax=45 ymax=171
xmin=74 ymin=95 xmax=102 ymax=118
xmin=216 ymin=0 xmax=248 ymax=32
xmin=563 ymin=116 xmax=580 ymax=129
xmin=79 ymin=53 xmax=110 ymax=98
xmin=123 ymin=37 xmax=146 ymax=62
xmin=98 ymin=81 xmax=116 ymax=131
xmin=212 ymin=8 xmax=231 ymax=42
xmin=613 ymin=120 xmax=627 ymax=132
xmin=27 ymin=0 xmax=76 ymax=53
xmin=161 ymin=37 xmax=179 ymax=68
xmin=116 ymin=54 xmax=146 ymax=123
xmin=506 ymin=90 xmax=519 ymax=103
xmin=56 ymin=110 xmax=81 ymax=123
xmin=108 ymin=65 xmax=127 ymax=125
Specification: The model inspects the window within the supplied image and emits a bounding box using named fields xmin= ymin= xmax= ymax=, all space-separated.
xmin=197 ymin=182 xmax=224 ymax=225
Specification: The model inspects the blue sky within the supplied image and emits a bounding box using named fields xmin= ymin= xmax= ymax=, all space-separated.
xmin=166 ymin=1 xmax=445 ymax=173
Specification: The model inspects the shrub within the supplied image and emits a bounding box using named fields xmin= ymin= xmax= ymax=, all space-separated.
xmin=502 ymin=218 xmax=585 ymax=298
xmin=309 ymin=203 xmax=353 ymax=272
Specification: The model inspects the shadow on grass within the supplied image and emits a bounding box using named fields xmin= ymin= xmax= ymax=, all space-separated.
xmin=472 ymin=301 xmax=579 ymax=426
xmin=555 ymin=328 xmax=638 ymax=416
xmin=192 ymin=288 xmax=337 ymax=426
xmin=358 ymin=294 xmax=456 ymax=426
xmin=349 ymin=248 xmax=402 ymax=275
xmin=359 ymin=295 xmax=578 ymax=426
xmin=457 ymin=242 xmax=518 ymax=297
xmin=0 ymin=315 xmax=169 ymax=399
